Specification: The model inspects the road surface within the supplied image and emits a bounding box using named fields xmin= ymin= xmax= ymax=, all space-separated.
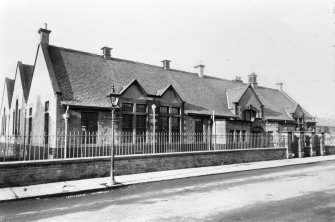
xmin=1 ymin=160 xmax=335 ymax=222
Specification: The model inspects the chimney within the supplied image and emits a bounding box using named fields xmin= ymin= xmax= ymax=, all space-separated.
xmin=276 ymin=82 xmax=283 ymax=91
xmin=194 ymin=64 xmax=205 ymax=78
xmin=248 ymin=72 xmax=258 ymax=88
xmin=162 ymin=60 xmax=171 ymax=70
xmin=38 ymin=23 xmax=51 ymax=45
xmin=101 ymin=46 xmax=112 ymax=59
xmin=234 ymin=76 xmax=243 ymax=83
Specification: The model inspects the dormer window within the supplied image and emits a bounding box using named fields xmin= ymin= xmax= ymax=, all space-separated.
xmin=242 ymin=109 xmax=257 ymax=121
xmin=294 ymin=116 xmax=304 ymax=131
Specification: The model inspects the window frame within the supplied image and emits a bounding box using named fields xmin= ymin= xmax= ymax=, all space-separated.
xmin=120 ymin=101 xmax=148 ymax=142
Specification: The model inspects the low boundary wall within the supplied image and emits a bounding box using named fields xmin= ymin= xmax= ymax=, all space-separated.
xmin=325 ymin=146 xmax=335 ymax=155
xmin=0 ymin=148 xmax=286 ymax=188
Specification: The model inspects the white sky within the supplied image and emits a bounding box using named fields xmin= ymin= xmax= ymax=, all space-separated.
xmin=0 ymin=0 xmax=334 ymax=118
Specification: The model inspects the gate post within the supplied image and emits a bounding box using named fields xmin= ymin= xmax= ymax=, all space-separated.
xmin=298 ymin=132 xmax=304 ymax=158
xmin=283 ymin=132 xmax=289 ymax=159
xmin=310 ymin=132 xmax=316 ymax=157
xmin=320 ymin=132 xmax=325 ymax=156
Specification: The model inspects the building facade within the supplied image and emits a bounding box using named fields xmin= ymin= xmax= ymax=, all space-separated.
xmin=0 ymin=27 xmax=317 ymax=150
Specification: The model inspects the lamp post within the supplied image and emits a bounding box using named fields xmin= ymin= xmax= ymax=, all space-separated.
xmin=151 ymin=104 xmax=156 ymax=153
xmin=107 ymin=86 xmax=119 ymax=186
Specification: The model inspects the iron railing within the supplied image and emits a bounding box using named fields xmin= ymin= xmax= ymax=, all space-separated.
xmin=0 ymin=132 xmax=286 ymax=162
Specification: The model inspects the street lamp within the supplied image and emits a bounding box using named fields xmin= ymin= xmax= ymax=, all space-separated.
xmin=106 ymin=85 xmax=119 ymax=186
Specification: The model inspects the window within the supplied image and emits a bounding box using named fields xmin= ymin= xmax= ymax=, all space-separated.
xmin=136 ymin=115 xmax=146 ymax=135
xmin=195 ymin=119 xmax=203 ymax=133
xmin=13 ymin=99 xmax=19 ymax=135
xmin=81 ymin=112 xmax=98 ymax=144
xmin=160 ymin=106 xmax=169 ymax=114
xmin=241 ymin=130 xmax=246 ymax=142
xmin=122 ymin=114 xmax=133 ymax=133
xmin=160 ymin=116 xmax=169 ymax=133
xmin=171 ymin=107 xmax=180 ymax=115
xmin=195 ymin=119 xmax=203 ymax=142
xmin=158 ymin=105 xmax=181 ymax=135
xmin=29 ymin=108 xmax=32 ymax=116
xmin=242 ymin=109 xmax=256 ymax=121
xmin=44 ymin=113 xmax=49 ymax=144
xmin=136 ymin=104 xmax=146 ymax=112
xmin=171 ymin=117 xmax=180 ymax=142
xmin=172 ymin=117 xmax=180 ymax=133
xmin=121 ymin=102 xmax=148 ymax=141
xmin=45 ymin=101 xmax=49 ymax=112
xmin=294 ymin=116 xmax=304 ymax=130
xmin=12 ymin=110 xmax=15 ymax=134
xmin=235 ymin=130 xmax=241 ymax=142
xmin=122 ymin=103 xmax=133 ymax=112
xmin=136 ymin=115 xmax=146 ymax=142
xmin=229 ymin=130 xmax=234 ymax=142
xmin=17 ymin=110 xmax=21 ymax=135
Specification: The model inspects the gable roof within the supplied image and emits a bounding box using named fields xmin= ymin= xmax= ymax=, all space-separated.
xmin=226 ymin=85 xmax=248 ymax=109
xmin=5 ymin=78 xmax=15 ymax=108
xmin=47 ymin=45 xmax=312 ymax=120
xmin=226 ymin=84 xmax=263 ymax=110
xmin=254 ymin=87 xmax=313 ymax=121
xmin=155 ymin=84 xmax=183 ymax=102
xmin=17 ymin=61 xmax=34 ymax=102
xmin=118 ymin=79 xmax=148 ymax=96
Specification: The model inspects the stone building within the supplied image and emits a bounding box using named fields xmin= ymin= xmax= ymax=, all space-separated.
xmin=0 ymin=26 xmax=317 ymax=148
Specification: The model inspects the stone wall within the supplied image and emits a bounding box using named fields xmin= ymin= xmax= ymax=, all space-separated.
xmin=325 ymin=146 xmax=335 ymax=155
xmin=0 ymin=148 xmax=287 ymax=188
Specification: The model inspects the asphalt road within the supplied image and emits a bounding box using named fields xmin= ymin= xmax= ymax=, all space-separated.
xmin=1 ymin=160 xmax=335 ymax=222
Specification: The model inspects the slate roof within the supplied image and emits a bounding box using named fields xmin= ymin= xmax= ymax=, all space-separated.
xmin=5 ymin=78 xmax=15 ymax=108
xmin=226 ymin=85 xmax=249 ymax=109
xmin=254 ymin=87 xmax=313 ymax=121
xmin=48 ymin=45 xmax=312 ymax=120
xmin=19 ymin=62 xmax=34 ymax=102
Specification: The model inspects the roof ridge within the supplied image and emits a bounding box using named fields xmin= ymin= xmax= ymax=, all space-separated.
xmin=226 ymin=85 xmax=249 ymax=92
xmin=50 ymin=45 xmax=251 ymax=85
xmin=50 ymin=45 xmax=204 ymax=76
xmin=257 ymin=85 xmax=281 ymax=91
xmin=22 ymin=63 xmax=34 ymax=68
xmin=49 ymin=45 xmax=102 ymax=58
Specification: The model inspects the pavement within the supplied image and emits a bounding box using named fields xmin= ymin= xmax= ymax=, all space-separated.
xmin=1 ymin=155 xmax=335 ymax=202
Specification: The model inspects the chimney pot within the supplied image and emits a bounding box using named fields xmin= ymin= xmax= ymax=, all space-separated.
xmin=234 ymin=76 xmax=243 ymax=83
xmin=101 ymin=46 xmax=112 ymax=59
xmin=162 ymin=60 xmax=171 ymax=70
xmin=194 ymin=64 xmax=205 ymax=78
xmin=276 ymin=82 xmax=283 ymax=91
xmin=38 ymin=24 xmax=51 ymax=45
